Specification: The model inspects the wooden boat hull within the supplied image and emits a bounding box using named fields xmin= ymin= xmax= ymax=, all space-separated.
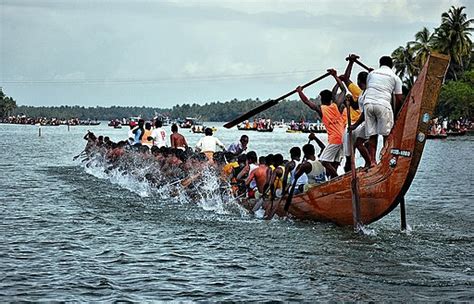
xmin=241 ymin=54 xmax=449 ymax=226
xmin=237 ymin=127 xmax=258 ymax=131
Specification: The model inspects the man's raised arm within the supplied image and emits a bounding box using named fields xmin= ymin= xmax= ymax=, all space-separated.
xmin=296 ymin=86 xmax=321 ymax=117
xmin=328 ymin=69 xmax=346 ymax=113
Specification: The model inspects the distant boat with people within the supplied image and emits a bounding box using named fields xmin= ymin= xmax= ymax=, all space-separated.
xmin=237 ymin=118 xmax=273 ymax=132
xmin=180 ymin=117 xmax=202 ymax=129
xmin=191 ymin=125 xmax=217 ymax=133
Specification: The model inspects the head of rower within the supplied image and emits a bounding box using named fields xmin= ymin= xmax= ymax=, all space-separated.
xmin=319 ymin=89 xmax=333 ymax=106
xmin=240 ymin=135 xmax=249 ymax=149
xmin=357 ymin=71 xmax=368 ymax=91
xmin=302 ymin=143 xmax=316 ymax=161
xmin=205 ymin=128 xmax=213 ymax=136
xmin=289 ymin=146 xmax=301 ymax=161
xmin=171 ymin=123 xmax=178 ymax=133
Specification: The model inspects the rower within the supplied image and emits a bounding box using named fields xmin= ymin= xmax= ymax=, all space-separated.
xmin=195 ymin=128 xmax=226 ymax=163
xmin=245 ymin=156 xmax=270 ymax=199
xmin=340 ymin=54 xmax=371 ymax=170
xmin=293 ymin=144 xmax=326 ymax=188
xmin=142 ymin=122 xmax=153 ymax=148
xmin=269 ymin=153 xmax=285 ymax=198
xmin=151 ymin=120 xmax=167 ymax=148
xmin=170 ymin=124 xmax=188 ymax=151
xmin=281 ymin=147 xmax=308 ymax=196
xmin=351 ymin=56 xmax=403 ymax=166
xmin=297 ymin=69 xmax=346 ymax=178
xmin=227 ymin=135 xmax=249 ymax=156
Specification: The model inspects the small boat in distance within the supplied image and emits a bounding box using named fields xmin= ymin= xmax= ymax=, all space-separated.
xmin=191 ymin=126 xmax=217 ymax=133
xmin=180 ymin=117 xmax=202 ymax=129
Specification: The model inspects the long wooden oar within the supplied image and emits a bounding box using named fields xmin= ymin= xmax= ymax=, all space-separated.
xmin=223 ymin=72 xmax=331 ymax=129
xmin=284 ymin=139 xmax=312 ymax=212
xmin=346 ymin=99 xmax=363 ymax=231
xmin=353 ymin=59 xmax=372 ymax=72
xmin=73 ymin=150 xmax=86 ymax=160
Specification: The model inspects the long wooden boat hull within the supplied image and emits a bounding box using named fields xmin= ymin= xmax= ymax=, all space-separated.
xmin=241 ymin=53 xmax=449 ymax=226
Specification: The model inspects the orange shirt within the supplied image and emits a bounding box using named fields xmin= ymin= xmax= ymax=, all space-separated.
xmin=321 ymin=103 xmax=345 ymax=145
xmin=141 ymin=129 xmax=153 ymax=146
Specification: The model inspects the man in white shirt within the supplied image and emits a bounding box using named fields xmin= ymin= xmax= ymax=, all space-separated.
xmin=195 ymin=128 xmax=226 ymax=163
xmin=150 ymin=120 xmax=167 ymax=148
xmin=227 ymin=135 xmax=249 ymax=155
xmin=353 ymin=56 xmax=403 ymax=166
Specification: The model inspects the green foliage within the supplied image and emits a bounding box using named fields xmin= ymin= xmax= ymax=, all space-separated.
xmin=0 ymin=89 xmax=17 ymax=117
xmin=437 ymin=69 xmax=474 ymax=118
xmin=12 ymin=98 xmax=317 ymax=122
xmin=13 ymin=105 xmax=170 ymax=121
xmin=394 ymin=6 xmax=473 ymax=84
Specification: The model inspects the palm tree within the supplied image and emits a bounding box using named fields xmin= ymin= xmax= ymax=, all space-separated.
xmin=392 ymin=43 xmax=417 ymax=88
xmin=432 ymin=6 xmax=473 ymax=79
xmin=410 ymin=27 xmax=433 ymax=70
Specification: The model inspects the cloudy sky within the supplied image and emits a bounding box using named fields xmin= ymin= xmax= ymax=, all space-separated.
xmin=1 ymin=0 xmax=471 ymax=108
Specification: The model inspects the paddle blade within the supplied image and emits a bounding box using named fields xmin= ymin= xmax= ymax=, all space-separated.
xmin=223 ymin=100 xmax=278 ymax=129
xmin=284 ymin=191 xmax=294 ymax=211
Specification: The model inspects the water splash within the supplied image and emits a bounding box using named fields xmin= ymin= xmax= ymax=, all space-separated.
xmin=78 ymin=151 xmax=246 ymax=217
xmin=357 ymin=225 xmax=377 ymax=236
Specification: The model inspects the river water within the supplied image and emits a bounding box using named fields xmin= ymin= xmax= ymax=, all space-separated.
xmin=0 ymin=122 xmax=472 ymax=301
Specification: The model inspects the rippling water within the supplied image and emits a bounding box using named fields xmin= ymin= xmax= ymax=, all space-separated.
xmin=0 ymin=123 xmax=472 ymax=301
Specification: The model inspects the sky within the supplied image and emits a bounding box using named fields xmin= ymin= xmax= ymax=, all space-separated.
xmin=0 ymin=0 xmax=471 ymax=108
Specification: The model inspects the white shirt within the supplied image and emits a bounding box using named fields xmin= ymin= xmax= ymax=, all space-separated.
xmin=364 ymin=66 xmax=403 ymax=110
xmin=358 ymin=89 xmax=368 ymax=112
xmin=290 ymin=159 xmax=308 ymax=186
xmin=307 ymin=159 xmax=326 ymax=184
xmin=195 ymin=135 xmax=225 ymax=153
xmin=248 ymin=163 xmax=258 ymax=189
xmin=151 ymin=127 xmax=167 ymax=147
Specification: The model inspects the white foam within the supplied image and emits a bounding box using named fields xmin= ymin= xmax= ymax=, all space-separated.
xmin=80 ymin=153 xmax=246 ymax=216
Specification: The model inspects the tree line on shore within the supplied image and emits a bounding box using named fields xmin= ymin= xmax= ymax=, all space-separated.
xmin=1 ymin=5 xmax=472 ymax=122
xmin=8 ymin=98 xmax=314 ymax=122
xmin=392 ymin=5 xmax=473 ymax=119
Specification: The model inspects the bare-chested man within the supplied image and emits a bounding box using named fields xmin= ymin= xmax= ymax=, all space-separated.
xmin=170 ymin=124 xmax=188 ymax=150
xmin=245 ymin=156 xmax=270 ymax=199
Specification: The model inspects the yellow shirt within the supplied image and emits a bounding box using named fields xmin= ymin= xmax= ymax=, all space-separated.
xmin=223 ymin=162 xmax=239 ymax=176
xmin=347 ymin=83 xmax=362 ymax=123
xmin=273 ymin=165 xmax=285 ymax=190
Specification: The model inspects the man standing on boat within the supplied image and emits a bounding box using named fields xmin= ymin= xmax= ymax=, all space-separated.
xmin=150 ymin=119 xmax=167 ymax=148
xmin=195 ymin=127 xmax=226 ymax=163
xmin=296 ymin=69 xmax=346 ymax=178
xmin=350 ymin=56 xmax=403 ymax=166
xmin=339 ymin=54 xmax=371 ymax=170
